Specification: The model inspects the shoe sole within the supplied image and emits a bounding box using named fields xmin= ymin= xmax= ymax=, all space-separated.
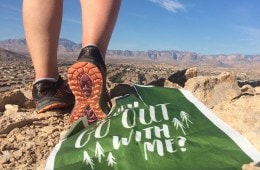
xmin=37 ymin=103 xmax=68 ymax=113
xmin=67 ymin=62 xmax=106 ymax=124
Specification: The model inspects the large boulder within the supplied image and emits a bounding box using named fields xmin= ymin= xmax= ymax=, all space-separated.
xmin=212 ymin=94 xmax=260 ymax=150
xmin=185 ymin=67 xmax=199 ymax=79
xmin=241 ymin=84 xmax=256 ymax=96
xmin=184 ymin=71 xmax=241 ymax=108
xmin=168 ymin=67 xmax=199 ymax=87
xmin=168 ymin=69 xmax=187 ymax=87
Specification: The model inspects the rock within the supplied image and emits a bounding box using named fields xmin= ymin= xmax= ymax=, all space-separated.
xmin=212 ymin=94 xmax=260 ymax=150
xmin=109 ymin=83 xmax=135 ymax=99
xmin=0 ymin=90 xmax=27 ymax=112
xmin=47 ymin=140 xmax=54 ymax=147
xmin=23 ymin=100 xmax=36 ymax=109
xmin=167 ymin=67 xmax=198 ymax=87
xmin=148 ymin=78 xmax=166 ymax=87
xmin=164 ymin=80 xmax=182 ymax=89
xmin=7 ymin=135 xmax=16 ymax=143
xmin=13 ymin=150 xmax=23 ymax=160
xmin=36 ymin=162 xmax=46 ymax=170
xmin=26 ymin=129 xmax=37 ymax=139
xmin=184 ymin=72 xmax=241 ymax=108
xmin=20 ymin=86 xmax=33 ymax=100
xmin=255 ymin=87 xmax=260 ymax=94
xmin=242 ymin=162 xmax=260 ymax=170
xmin=0 ymin=140 xmax=15 ymax=151
xmin=59 ymin=130 xmax=68 ymax=140
xmin=0 ymin=117 xmax=37 ymax=135
xmin=40 ymin=126 xmax=57 ymax=134
xmin=4 ymin=104 xmax=19 ymax=116
xmin=35 ymin=148 xmax=42 ymax=159
xmin=168 ymin=69 xmax=187 ymax=87
xmin=0 ymin=151 xmax=12 ymax=164
xmin=26 ymin=150 xmax=37 ymax=165
xmin=25 ymin=141 xmax=36 ymax=151
xmin=185 ymin=67 xmax=198 ymax=79
xmin=241 ymin=84 xmax=256 ymax=95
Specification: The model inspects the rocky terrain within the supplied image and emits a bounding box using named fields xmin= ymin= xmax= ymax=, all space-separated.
xmin=0 ymin=65 xmax=260 ymax=169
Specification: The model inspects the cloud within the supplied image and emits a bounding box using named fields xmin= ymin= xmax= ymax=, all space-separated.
xmin=148 ymin=0 xmax=185 ymax=13
xmin=235 ymin=25 xmax=260 ymax=53
xmin=236 ymin=25 xmax=260 ymax=44
xmin=237 ymin=26 xmax=260 ymax=38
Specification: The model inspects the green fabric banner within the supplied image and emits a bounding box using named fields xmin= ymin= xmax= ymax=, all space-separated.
xmin=46 ymin=85 xmax=260 ymax=170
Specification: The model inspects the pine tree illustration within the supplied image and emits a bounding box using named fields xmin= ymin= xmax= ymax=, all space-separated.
xmin=107 ymin=152 xmax=117 ymax=167
xmin=180 ymin=111 xmax=193 ymax=128
xmin=95 ymin=142 xmax=105 ymax=163
xmin=172 ymin=118 xmax=186 ymax=135
xmin=83 ymin=151 xmax=95 ymax=169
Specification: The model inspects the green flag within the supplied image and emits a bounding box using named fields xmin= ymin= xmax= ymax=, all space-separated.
xmin=46 ymin=85 xmax=260 ymax=170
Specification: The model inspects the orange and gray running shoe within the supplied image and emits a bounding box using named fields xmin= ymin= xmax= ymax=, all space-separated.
xmin=67 ymin=45 xmax=112 ymax=124
xmin=32 ymin=76 xmax=75 ymax=113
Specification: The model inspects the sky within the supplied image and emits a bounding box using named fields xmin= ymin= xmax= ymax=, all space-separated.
xmin=0 ymin=0 xmax=260 ymax=55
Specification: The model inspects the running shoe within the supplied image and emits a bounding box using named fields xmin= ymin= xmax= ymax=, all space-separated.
xmin=32 ymin=76 xmax=75 ymax=113
xmin=67 ymin=45 xmax=112 ymax=124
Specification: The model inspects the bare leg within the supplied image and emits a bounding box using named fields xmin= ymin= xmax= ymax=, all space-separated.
xmin=23 ymin=0 xmax=63 ymax=80
xmin=80 ymin=0 xmax=121 ymax=57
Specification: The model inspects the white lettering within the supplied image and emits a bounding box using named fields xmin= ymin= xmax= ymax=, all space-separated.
xmin=156 ymin=103 xmax=170 ymax=120
xmin=165 ymin=139 xmax=177 ymax=153
xmin=139 ymin=109 xmax=153 ymax=125
xmin=113 ymin=130 xmax=134 ymax=150
xmin=135 ymin=131 xmax=142 ymax=142
xmin=143 ymin=127 xmax=153 ymax=139
xmin=95 ymin=119 xmax=110 ymax=138
xmin=144 ymin=140 xmax=164 ymax=160
xmin=177 ymin=136 xmax=187 ymax=152
xmin=149 ymin=105 xmax=163 ymax=123
xmin=134 ymin=102 xmax=139 ymax=108
xmin=75 ymin=129 xmax=95 ymax=148
xmin=122 ymin=109 xmax=136 ymax=128
xmin=154 ymin=124 xmax=170 ymax=138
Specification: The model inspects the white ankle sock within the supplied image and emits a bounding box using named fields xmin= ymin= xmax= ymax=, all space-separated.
xmin=34 ymin=77 xmax=58 ymax=84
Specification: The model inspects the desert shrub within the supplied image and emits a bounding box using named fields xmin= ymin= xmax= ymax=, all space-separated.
xmin=138 ymin=73 xmax=146 ymax=85
xmin=109 ymin=71 xmax=125 ymax=83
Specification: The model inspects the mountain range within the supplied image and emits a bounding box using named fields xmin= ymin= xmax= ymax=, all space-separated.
xmin=0 ymin=38 xmax=259 ymax=66
xmin=0 ymin=47 xmax=27 ymax=61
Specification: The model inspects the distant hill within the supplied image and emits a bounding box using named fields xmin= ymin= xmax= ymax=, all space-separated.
xmin=0 ymin=38 xmax=81 ymax=58
xmin=0 ymin=47 xmax=27 ymax=61
xmin=58 ymin=38 xmax=81 ymax=49
xmin=0 ymin=39 xmax=28 ymax=55
xmin=107 ymin=50 xmax=260 ymax=66
xmin=0 ymin=38 xmax=259 ymax=66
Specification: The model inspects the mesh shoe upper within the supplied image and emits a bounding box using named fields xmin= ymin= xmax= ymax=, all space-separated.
xmin=32 ymin=76 xmax=75 ymax=112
